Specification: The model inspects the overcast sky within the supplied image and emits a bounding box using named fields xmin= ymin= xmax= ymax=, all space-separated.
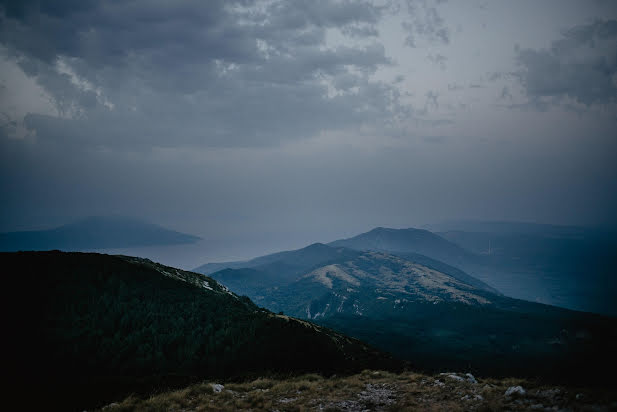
xmin=1 ymin=0 xmax=616 ymax=254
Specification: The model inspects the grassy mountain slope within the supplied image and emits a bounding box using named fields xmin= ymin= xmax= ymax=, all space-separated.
xmin=397 ymin=250 xmax=500 ymax=294
xmin=198 ymin=240 xmax=495 ymax=296
xmin=328 ymin=225 xmax=617 ymax=315
xmin=0 ymin=216 xmax=200 ymax=251
xmin=328 ymin=227 xmax=496 ymax=292
xmin=202 ymin=242 xmax=497 ymax=312
xmin=101 ymin=370 xmax=617 ymax=411
xmin=1 ymin=251 xmax=395 ymax=411
xmin=208 ymin=249 xmax=617 ymax=382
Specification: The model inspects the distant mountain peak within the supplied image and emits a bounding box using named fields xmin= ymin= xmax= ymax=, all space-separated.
xmin=329 ymin=226 xmax=467 ymax=255
xmin=327 ymin=226 xmax=499 ymax=293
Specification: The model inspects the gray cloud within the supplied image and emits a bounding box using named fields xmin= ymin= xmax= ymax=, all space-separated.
xmin=401 ymin=0 xmax=449 ymax=47
xmin=427 ymin=53 xmax=447 ymax=69
xmin=500 ymin=86 xmax=512 ymax=100
xmin=423 ymin=90 xmax=439 ymax=113
xmin=0 ymin=0 xmax=400 ymax=148
xmin=265 ymin=0 xmax=381 ymax=30
xmin=515 ymin=20 xmax=617 ymax=106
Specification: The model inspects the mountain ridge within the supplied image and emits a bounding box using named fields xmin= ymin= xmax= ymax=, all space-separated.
xmin=195 ymin=228 xmax=495 ymax=294
xmin=195 ymin=242 xmax=361 ymax=276
xmin=328 ymin=226 xmax=477 ymax=267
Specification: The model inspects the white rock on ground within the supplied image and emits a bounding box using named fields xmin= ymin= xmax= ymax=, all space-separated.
xmin=439 ymin=372 xmax=476 ymax=383
xmin=211 ymin=383 xmax=224 ymax=393
xmin=440 ymin=373 xmax=465 ymax=382
xmin=447 ymin=374 xmax=465 ymax=381
xmin=505 ymin=386 xmax=526 ymax=396
xmin=461 ymin=394 xmax=484 ymax=401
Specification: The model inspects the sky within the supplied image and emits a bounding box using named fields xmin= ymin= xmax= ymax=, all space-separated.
xmin=1 ymin=0 xmax=616 ymax=260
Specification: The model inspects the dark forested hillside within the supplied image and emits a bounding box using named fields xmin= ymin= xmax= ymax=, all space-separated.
xmin=1 ymin=251 xmax=395 ymax=411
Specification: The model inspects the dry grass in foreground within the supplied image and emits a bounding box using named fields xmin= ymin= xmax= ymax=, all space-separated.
xmin=98 ymin=370 xmax=617 ymax=411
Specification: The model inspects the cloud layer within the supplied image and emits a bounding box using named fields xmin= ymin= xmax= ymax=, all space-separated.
xmin=516 ymin=20 xmax=617 ymax=107
xmin=1 ymin=0 xmax=404 ymax=148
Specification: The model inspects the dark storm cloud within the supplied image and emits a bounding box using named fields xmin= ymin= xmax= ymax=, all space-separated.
xmin=1 ymin=0 xmax=256 ymax=65
xmin=0 ymin=0 xmax=399 ymax=148
xmin=515 ymin=20 xmax=617 ymax=106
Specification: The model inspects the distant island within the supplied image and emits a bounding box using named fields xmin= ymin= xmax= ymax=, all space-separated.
xmin=0 ymin=216 xmax=201 ymax=251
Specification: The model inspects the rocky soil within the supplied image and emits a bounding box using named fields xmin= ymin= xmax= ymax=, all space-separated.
xmin=98 ymin=370 xmax=617 ymax=411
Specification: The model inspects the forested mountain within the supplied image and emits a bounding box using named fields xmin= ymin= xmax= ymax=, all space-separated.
xmin=0 ymin=216 xmax=200 ymax=251
xmin=2 ymin=251 xmax=395 ymax=411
